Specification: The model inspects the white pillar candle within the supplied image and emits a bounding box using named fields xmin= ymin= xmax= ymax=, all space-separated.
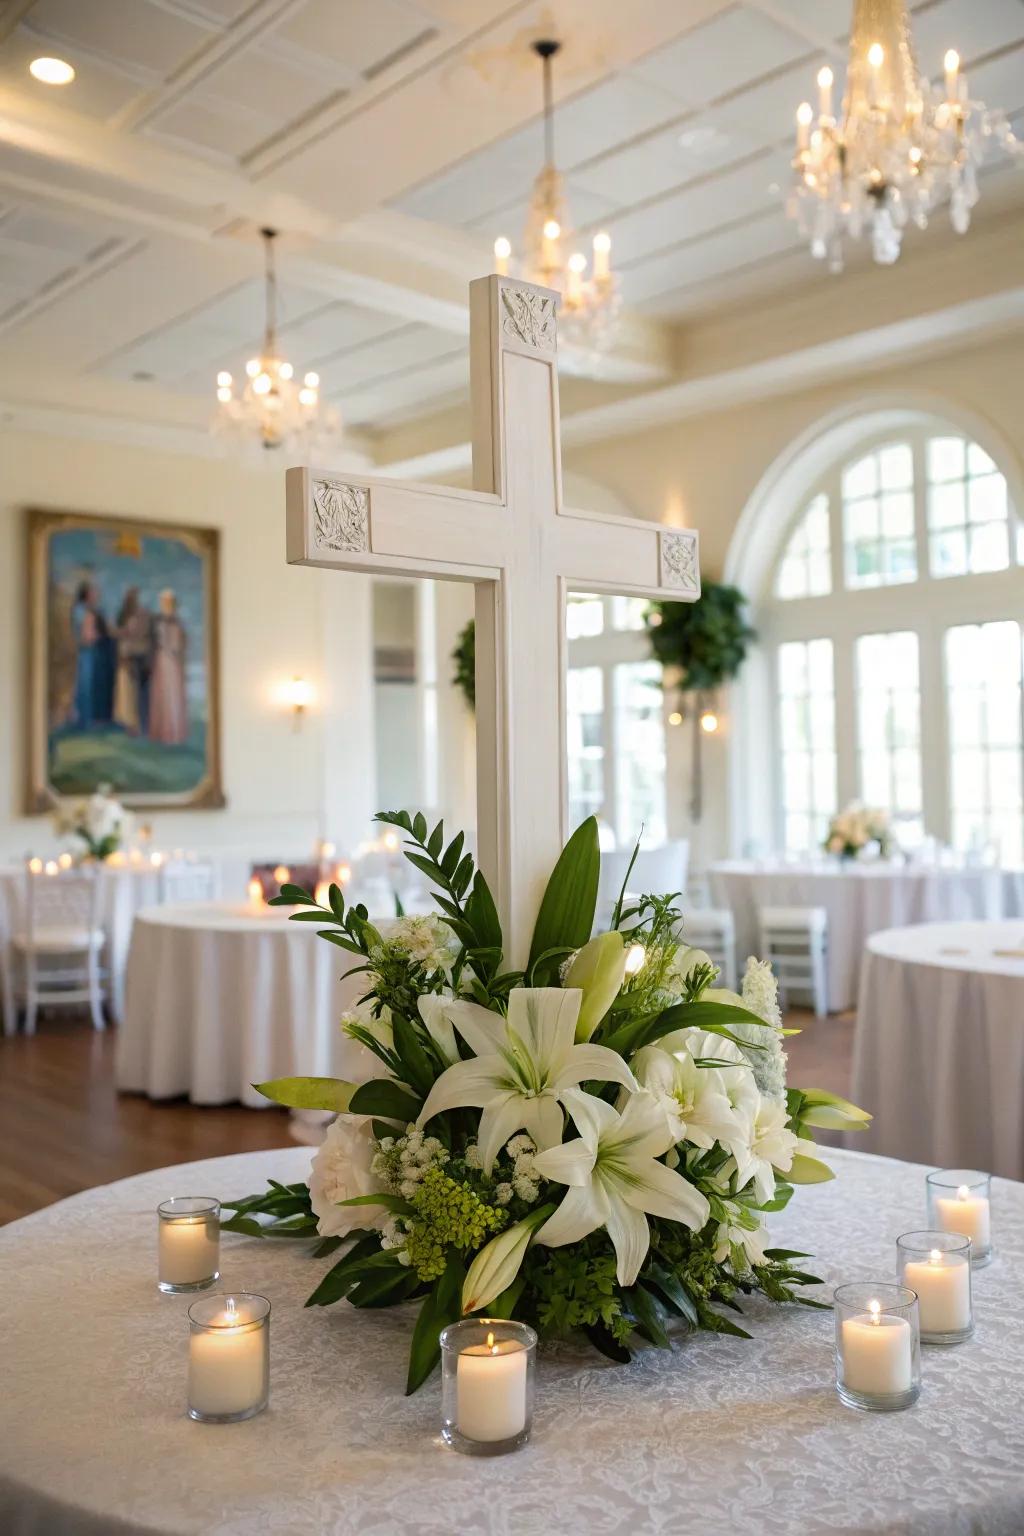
xmin=457 ymin=1334 xmax=528 ymax=1443
xmin=159 ymin=1213 xmax=219 ymax=1288
xmin=903 ymin=1250 xmax=971 ymax=1335
xmin=935 ymin=1186 xmax=990 ymax=1250
xmin=188 ymin=1301 xmax=268 ymax=1419
xmin=841 ymin=1304 xmax=913 ymax=1395
xmin=247 ymin=877 xmax=264 ymax=910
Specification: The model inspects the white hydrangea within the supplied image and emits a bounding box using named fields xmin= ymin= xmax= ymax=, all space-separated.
xmin=388 ymin=914 xmax=458 ymax=975
xmin=309 ymin=1115 xmax=388 ymax=1239
xmin=464 ymin=1142 xmax=483 ymax=1170
xmin=494 ymin=1183 xmax=514 ymax=1206
xmin=513 ymin=1174 xmax=540 ymax=1204
xmin=719 ymin=958 xmax=789 ymax=1102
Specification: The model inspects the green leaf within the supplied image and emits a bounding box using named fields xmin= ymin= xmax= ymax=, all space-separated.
xmin=406 ymin=1249 xmax=465 ymax=1394
xmin=427 ymin=820 xmax=444 ymax=860
xmin=391 ymin=1012 xmax=437 ymax=1098
xmin=254 ymin=1076 xmax=356 ymax=1112
xmin=304 ymin=1233 xmax=384 ymax=1307
xmin=276 ymin=882 xmax=316 ymax=904
xmin=610 ymin=830 xmax=642 ymax=931
xmin=413 ymin=812 xmax=427 ymax=844
xmin=466 ymin=870 xmax=502 ymax=953
xmin=648 ymin=1264 xmax=699 ymax=1327
xmin=441 ymin=831 xmax=464 ymax=879
xmin=336 ymin=1192 xmax=414 ymax=1215
xmin=348 ymin=1268 xmax=419 ymax=1308
xmin=527 ymin=816 xmax=600 ymax=980
xmin=630 ymin=1284 xmax=670 ymax=1347
xmin=582 ymin=1322 xmax=632 ymax=1364
xmin=348 ymin=1078 xmax=423 ymax=1122
xmin=219 ymin=1215 xmax=265 ymax=1236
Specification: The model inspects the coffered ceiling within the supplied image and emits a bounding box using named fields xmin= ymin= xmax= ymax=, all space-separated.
xmin=0 ymin=0 xmax=1022 ymax=447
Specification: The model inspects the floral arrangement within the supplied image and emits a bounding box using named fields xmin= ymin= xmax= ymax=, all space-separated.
xmin=51 ymin=786 xmax=128 ymax=862
xmin=824 ymin=802 xmax=894 ymax=860
xmin=226 ymin=811 xmax=869 ymax=1394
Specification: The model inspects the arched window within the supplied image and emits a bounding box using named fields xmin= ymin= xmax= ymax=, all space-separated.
xmin=760 ymin=419 xmax=1024 ymax=861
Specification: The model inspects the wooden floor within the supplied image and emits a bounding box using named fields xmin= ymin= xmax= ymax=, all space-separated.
xmin=0 ymin=1006 xmax=854 ymax=1226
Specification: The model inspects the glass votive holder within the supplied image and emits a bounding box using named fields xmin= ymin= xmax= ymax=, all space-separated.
xmin=440 ymin=1318 xmax=536 ymax=1455
xmin=157 ymin=1197 xmax=220 ymax=1293
xmin=187 ymin=1293 xmax=270 ymax=1423
xmin=834 ymin=1283 xmax=921 ymax=1412
xmin=897 ymin=1231 xmax=973 ymax=1345
xmin=926 ymin=1169 xmax=992 ymax=1266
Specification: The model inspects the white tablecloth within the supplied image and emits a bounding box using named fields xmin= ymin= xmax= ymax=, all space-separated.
xmin=851 ymin=920 xmax=1024 ymax=1180
xmin=0 ymin=862 xmax=163 ymax=1026
xmin=1 ymin=1146 xmax=1022 ymax=1535
xmin=709 ymin=861 xmax=1004 ymax=1011
xmin=116 ymin=903 xmax=375 ymax=1106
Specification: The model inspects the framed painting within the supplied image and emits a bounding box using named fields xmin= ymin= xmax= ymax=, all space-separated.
xmin=27 ymin=509 xmax=224 ymax=811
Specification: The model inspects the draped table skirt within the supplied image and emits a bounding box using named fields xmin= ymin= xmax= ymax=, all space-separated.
xmin=1 ymin=1146 xmax=1023 ymax=1535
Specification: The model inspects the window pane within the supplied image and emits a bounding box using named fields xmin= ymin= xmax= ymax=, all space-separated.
xmin=614 ymin=662 xmax=666 ymax=846
xmin=611 ymin=596 xmax=648 ymax=631
xmin=842 ymin=445 xmax=917 ymax=590
xmin=928 ymin=437 xmax=965 ymax=482
xmin=777 ymin=639 xmax=836 ymax=851
xmin=774 ymin=493 xmax=831 ymax=601
xmin=928 ymin=438 xmax=1010 ymax=579
xmin=880 ymin=443 xmax=913 ymax=489
xmin=566 ymin=594 xmax=604 ymax=638
xmin=946 ymin=622 xmax=1023 ymax=862
xmin=843 ymin=454 xmax=877 ymax=499
xmin=566 ymin=666 xmax=604 ymax=830
xmin=855 ymin=631 xmax=923 ymax=838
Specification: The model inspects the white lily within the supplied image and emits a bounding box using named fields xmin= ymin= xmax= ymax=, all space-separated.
xmin=658 ymin=1027 xmax=760 ymax=1157
xmin=417 ymin=988 xmax=637 ymax=1173
xmin=416 ymin=994 xmax=461 ymax=1066
xmin=630 ymin=1041 xmax=745 ymax=1153
xmin=733 ymin=1097 xmax=826 ymax=1204
xmin=533 ymin=1087 xmax=710 ymax=1286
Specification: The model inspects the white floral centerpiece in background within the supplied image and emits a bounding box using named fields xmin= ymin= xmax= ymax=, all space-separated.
xmin=52 ymin=786 xmax=129 ymax=862
xmin=824 ymin=802 xmax=894 ymax=861
xmin=224 ymin=811 xmax=870 ymax=1394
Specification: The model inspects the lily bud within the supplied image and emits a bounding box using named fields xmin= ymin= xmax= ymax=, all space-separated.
xmin=798 ymin=1089 xmax=872 ymax=1131
xmin=788 ymin=1151 xmax=835 ymax=1184
xmin=462 ymin=1206 xmax=553 ymax=1314
xmin=565 ymin=931 xmax=626 ymax=1041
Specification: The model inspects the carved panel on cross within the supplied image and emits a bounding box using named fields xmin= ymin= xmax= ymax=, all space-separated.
xmin=498 ymin=282 xmax=557 ymax=355
xmin=311 ymin=478 xmax=370 ymax=555
xmin=659 ymin=529 xmax=700 ymax=596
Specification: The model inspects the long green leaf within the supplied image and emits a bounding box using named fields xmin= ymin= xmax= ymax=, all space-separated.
xmin=254 ymin=1076 xmax=356 ymax=1112
xmin=527 ymin=816 xmax=600 ymax=980
xmin=406 ymin=1249 xmax=465 ymax=1394
xmin=305 ymin=1233 xmax=385 ymax=1307
xmin=348 ymin=1078 xmax=422 ymax=1122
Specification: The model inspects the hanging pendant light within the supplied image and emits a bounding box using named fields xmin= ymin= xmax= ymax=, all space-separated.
xmin=788 ymin=0 xmax=1022 ymax=271
xmin=213 ymin=228 xmax=341 ymax=452
xmin=494 ymin=40 xmax=621 ymax=350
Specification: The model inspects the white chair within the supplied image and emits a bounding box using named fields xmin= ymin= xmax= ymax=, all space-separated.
xmin=157 ymin=860 xmax=217 ymax=904
xmin=680 ymin=908 xmax=737 ymax=991
xmin=596 ymin=840 xmax=690 ymax=929
xmin=758 ymin=905 xmax=829 ymax=1016
xmin=11 ymin=869 xmax=106 ymax=1034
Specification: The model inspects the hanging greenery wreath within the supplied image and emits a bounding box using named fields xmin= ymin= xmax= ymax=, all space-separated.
xmin=645 ymin=581 xmax=755 ymax=690
xmin=452 ymin=619 xmax=475 ymax=710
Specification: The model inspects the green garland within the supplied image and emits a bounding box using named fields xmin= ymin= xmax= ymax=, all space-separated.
xmin=451 ymin=618 xmax=475 ymax=710
xmin=646 ymin=581 xmax=755 ymax=691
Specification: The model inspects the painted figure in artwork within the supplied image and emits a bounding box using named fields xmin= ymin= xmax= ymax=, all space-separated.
xmin=113 ymin=586 xmax=154 ymax=737
xmin=71 ymin=580 xmax=115 ymax=729
xmin=149 ymin=589 xmax=189 ymax=746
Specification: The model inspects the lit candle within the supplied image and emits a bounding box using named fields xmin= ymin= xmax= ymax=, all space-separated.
xmin=944 ymin=49 xmax=960 ymax=106
xmin=150 ymin=851 xmax=164 ymax=868
xmin=935 ymin=1184 xmax=990 ymax=1250
xmin=317 ymin=839 xmax=336 ymax=861
xmin=541 ymin=217 xmax=560 ymax=276
xmin=566 ymin=251 xmax=586 ymax=305
xmin=314 ymin=879 xmax=331 ymax=907
xmin=796 ymin=100 xmax=813 ymax=151
xmin=456 ymin=1330 xmax=528 ymax=1443
xmin=247 ymin=877 xmax=264 ymax=910
xmin=157 ymin=1197 xmax=220 ymax=1292
xmin=187 ymin=1294 xmax=270 ymax=1423
xmin=381 ymin=833 xmax=399 ymax=855
xmin=27 ymin=856 xmax=43 ymax=875
xmin=840 ymin=1300 xmax=913 ymax=1395
xmin=592 ymin=230 xmax=611 ymax=282
xmin=902 ymin=1249 xmax=971 ymax=1336
xmin=336 ymin=862 xmax=352 ymax=886
xmin=493 ymin=236 xmax=511 ymax=277
xmin=44 ymin=860 xmax=58 ymax=876
xmin=107 ymin=849 xmax=126 ymax=867
xmin=272 ymin=864 xmax=290 ymax=885
xmin=867 ymin=42 xmax=884 ymax=109
xmin=129 ymin=848 xmax=143 ymax=866
xmin=57 ymin=851 xmax=73 ymax=869
xmin=817 ymin=64 xmax=834 ymax=119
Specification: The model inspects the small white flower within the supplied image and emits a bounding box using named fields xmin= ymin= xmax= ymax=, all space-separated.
xmin=494 ymin=1183 xmax=514 ymax=1206
xmin=464 ymin=1143 xmax=483 ymax=1170
xmin=506 ymin=1134 xmax=536 ymax=1159
xmin=513 ymin=1174 xmax=540 ymax=1203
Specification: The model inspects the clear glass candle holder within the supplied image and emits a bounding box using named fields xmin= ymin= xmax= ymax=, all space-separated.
xmin=834 ymin=1283 xmax=921 ymax=1412
xmin=927 ymin=1170 xmax=992 ymax=1266
xmin=157 ymin=1197 xmax=220 ymax=1293
xmin=897 ymin=1231 xmax=973 ymax=1345
xmin=187 ymin=1293 xmax=270 ymax=1424
xmin=440 ymin=1318 xmax=536 ymax=1455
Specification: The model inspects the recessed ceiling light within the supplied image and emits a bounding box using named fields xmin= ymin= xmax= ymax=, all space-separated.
xmin=677 ymin=125 xmax=726 ymax=155
xmin=30 ymin=57 xmax=75 ymax=85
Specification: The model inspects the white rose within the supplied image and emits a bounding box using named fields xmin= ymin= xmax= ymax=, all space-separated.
xmin=308 ymin=1115 xmax=388 ymax=1238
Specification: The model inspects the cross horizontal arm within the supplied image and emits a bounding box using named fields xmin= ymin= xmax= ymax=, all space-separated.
xmin=286 ymin=469 xmax=508 ymax=583
xmin=551 ymin=506 xmax=701 ymax=599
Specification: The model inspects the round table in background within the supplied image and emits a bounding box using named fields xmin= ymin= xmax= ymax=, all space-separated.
xmin=851 ymin=920 xmax=1024 ymax=1180
xmin=709 ymin=860 xmax=1004 ymax=1011
xmin=116 ymin=903 xmax=377 ymax=1108
xmin=1 ymin=1146 xmax=1022 ymax=1535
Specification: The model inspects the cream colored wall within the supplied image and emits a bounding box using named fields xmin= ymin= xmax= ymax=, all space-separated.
xmin=563 ymin=330 xmax=1024 ymax=868
xmin=0 ymin=429 xmax=374 ymax=862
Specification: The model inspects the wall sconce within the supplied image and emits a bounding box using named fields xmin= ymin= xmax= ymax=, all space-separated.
xmin=284 ymin=676 xmax=314 ymax=730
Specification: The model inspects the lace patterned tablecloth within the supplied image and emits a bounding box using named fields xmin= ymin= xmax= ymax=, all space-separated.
xmin=1 ymin=1146 xmax=1022 ymax=1536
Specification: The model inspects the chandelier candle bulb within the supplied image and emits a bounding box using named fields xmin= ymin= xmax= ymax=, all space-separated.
xmin=897 ymin=1232 xmax=973 ymax=1344
xmin=440 ymin=1319 xmax=536 ymax=1454
xmin=592 ymin=232 xmax=611 ymax=281
xmin=867 ymin=42 xmax=884 ymax=108
xmin=796 ymin=101 xmax=813 ymax=151
xmin=944 ymin=49 xmax=960 ymax=105
xmin=927 ymin=1170 xmax=992 ymax=1264
xmin=187 ymin=1294 xmax=270 ymax=1423
xmin=493 ymin=237 xmax=511 ymax=276
xmin=835 ymin=1284 xmax=920 ymax=1410
xmin=817 ymin=66 xmax=833 ymax=118
xmin=157 ymin=1198 xmax=220 ymax=1293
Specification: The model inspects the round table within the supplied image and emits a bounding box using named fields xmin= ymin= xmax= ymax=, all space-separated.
xmin=851 ymin=920 xmax=1024 ymax=1180
xmin=0 ymin=860 xmax=164 ymax=1027
xmin=1 ymin=1147 xmax=1022 ymax=1535
xmin=709 ymin=860 xmax=1004 ymax=1012
xmin=116 ymin=903 xmax=376 ymax=1107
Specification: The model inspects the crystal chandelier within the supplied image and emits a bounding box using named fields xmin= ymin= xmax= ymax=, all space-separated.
xmin=213 ymin=228 xmax=340 ymax=451
xmin=494 ymin=40 xmax=621 ymax=349
xmin=789 ymin=0 xmax=1021 ymax=270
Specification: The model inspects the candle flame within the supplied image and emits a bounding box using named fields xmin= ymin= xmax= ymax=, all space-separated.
xmin=486 ymin=1330 xmax=497 ymax=1355
xmin=868 ymin=1299 xmax=881 ymax=1325
xmin=226 ymin=1298 xmax=238 ymax=1322
xmin=957 ymin=1185 xmax=970 ymax=1201
xmin=930 ymin=1249 xmax=942 ymax=1264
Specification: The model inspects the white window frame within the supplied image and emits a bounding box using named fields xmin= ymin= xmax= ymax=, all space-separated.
xmin=760 ymin=422 xmax=1024 ymax=854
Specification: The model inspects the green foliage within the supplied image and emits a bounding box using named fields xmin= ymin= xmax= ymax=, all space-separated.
xmin=407 ymin=1249 xmax=465 ymax=1394
xmin=402 ymin=1166 xmax=506 ymax=1282
xmin=527 ymin=816 xmax=600 ymax=982
xmin=451 ymin=618 xmax=475 ymax=711
xmin=523 ymin=1235 xmax=629 ymax=1343
xmin=646 ymin=581 xmax=755 ymax=692
xmin=254 ymin=1076 xmax=356 ymax=1112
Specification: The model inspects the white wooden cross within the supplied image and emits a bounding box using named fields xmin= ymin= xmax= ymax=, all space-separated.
xmin=286 ymin=275 xmax=700 ymax=965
